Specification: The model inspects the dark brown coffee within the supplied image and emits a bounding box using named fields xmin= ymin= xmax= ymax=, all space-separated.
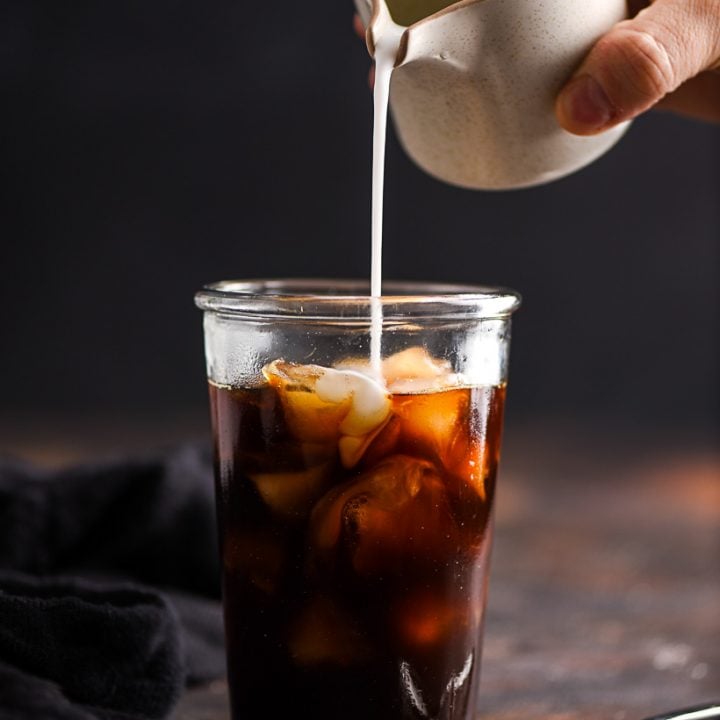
xmin=209 ymin=352 xmax=505 ymax=719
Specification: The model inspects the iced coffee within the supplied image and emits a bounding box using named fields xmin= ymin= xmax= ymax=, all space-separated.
xmin=209 ymin=347 xmax=506 ymax=720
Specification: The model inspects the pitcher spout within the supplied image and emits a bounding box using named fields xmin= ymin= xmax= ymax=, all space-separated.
xmin=356 ymin=0 xmax=408 ymax=66
xmin=356 ymin=0 xmax=480 ymax=68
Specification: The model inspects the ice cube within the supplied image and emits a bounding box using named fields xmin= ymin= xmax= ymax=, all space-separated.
xmin=444 ymin=431 xmax=491 ymax=503
xmin=335 ymin=349 xmax=463 ymax=393
xmin=390 ymin=386 xmax=493 ymax=505
xmin=250 ymin=462 xmax=334 ymax=518
xmin=264 ymin=360 xmax=391 ymax=467
xmin=384 ymin=347 xmax=465 ymax=393
xmin=263 ymin=360 xmax=351 ymax=443
xmin=392 ymin=388 xmax=469 ymax=463
xmin=310 ymin=455 xmax=455 ymax=577
xmin=443 ymin=386 xmax=505 ymax=506
xmin=383 ymin=347 xmax=451 ymax=382
xmin=394 ymin=591 xmax=464 ymax=648
xmin=288 ymin=596 xmax=372 ymax=666
xmin=389 ymin=374 xmax=465 ymax=394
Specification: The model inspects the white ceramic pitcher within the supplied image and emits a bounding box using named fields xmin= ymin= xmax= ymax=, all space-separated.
xmin=355 ymin=0 xmax=630 ymax=189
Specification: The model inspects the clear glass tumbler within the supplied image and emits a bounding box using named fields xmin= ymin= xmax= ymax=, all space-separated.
xmin=195 ymin=279 xmax=520 ymax=720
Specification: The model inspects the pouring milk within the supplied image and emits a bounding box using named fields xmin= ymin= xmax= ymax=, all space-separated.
xmin=368 ymin=0 xmax=460 ymax=374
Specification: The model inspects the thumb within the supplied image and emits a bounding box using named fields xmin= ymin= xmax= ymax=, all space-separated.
xmin=556 ymin=0 xmax=720 ymax=135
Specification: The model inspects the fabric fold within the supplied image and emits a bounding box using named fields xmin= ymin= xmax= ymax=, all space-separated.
xmin=0 ymin=445 xmax=225 ymax=720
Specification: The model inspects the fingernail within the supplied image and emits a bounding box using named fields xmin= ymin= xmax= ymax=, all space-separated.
xmin=558 ymin=75 xmax=614 ymax=133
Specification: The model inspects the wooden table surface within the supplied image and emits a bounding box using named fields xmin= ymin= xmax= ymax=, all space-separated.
xmin=170 ymin=424 xmax=719 ymax=720
xmin=3 ymin=417 xmax=717 ymax=719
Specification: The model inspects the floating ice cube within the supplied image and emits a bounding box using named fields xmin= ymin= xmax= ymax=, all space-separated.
xmin=395 ymin=591 xmax=465 ymax=649
xmin=310 ymin=455 xmax=456 ymax=577
xmin=383 ymin=347 xmax=451 ymax=382
xmin=335 ymin=347 xmax=463 ymax=393
xmin=393 ymin=388 xmax=468 ymax=462
xmin=263 ymin=361 xmax=351 ymax=443
xmin=264 ymin=350 xmax=472 ymax=471
xmin=392 ymin=387 xmax=492 ymax=503
xmin=250 ymin=462 xmax=333 ymax=518
xmin=264 ymin=360 xmax=391 ymax=468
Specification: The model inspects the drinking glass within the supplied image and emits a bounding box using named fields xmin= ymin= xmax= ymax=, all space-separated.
xmin=195 ymin=279 xmax=520 ymax=720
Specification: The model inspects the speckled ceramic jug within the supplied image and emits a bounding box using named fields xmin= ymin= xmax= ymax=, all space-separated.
xmin=355 ymin=0 xmax=630 ymax=189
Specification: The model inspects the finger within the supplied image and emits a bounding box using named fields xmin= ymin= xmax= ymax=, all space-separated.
xmin=655 ymin=69 xmax=720 ymax=122
xmin=556 ymin=0 xmax=720 ymax=135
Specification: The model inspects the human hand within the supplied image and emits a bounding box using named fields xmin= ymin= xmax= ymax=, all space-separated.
xmin=556 ymin=0 xmax=720 ymax=134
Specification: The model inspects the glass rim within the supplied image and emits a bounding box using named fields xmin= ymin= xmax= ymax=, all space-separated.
xmin=195 ymin=279 xmax=521 ymax=321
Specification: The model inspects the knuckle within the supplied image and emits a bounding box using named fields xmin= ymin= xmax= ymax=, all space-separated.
xmin=593 ymin=25 xmax=678 ymax=108
xmin=613 ymin=28 xmax=677 ymax=100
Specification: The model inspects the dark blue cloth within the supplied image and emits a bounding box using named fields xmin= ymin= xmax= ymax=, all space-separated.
xmin=0 ymin=446 xmax=225 ymax=719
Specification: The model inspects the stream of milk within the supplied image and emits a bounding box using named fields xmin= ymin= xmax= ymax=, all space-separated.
xmin=369 ymin=15 xmax=404 ymax=377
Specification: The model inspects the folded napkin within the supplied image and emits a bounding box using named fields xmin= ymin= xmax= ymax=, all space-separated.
xmin=0 ymin=445 xmax=225 ymax=719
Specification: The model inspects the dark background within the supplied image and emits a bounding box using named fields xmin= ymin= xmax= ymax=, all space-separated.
xmin=1 ymin=1 xmax=718 ymax=451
